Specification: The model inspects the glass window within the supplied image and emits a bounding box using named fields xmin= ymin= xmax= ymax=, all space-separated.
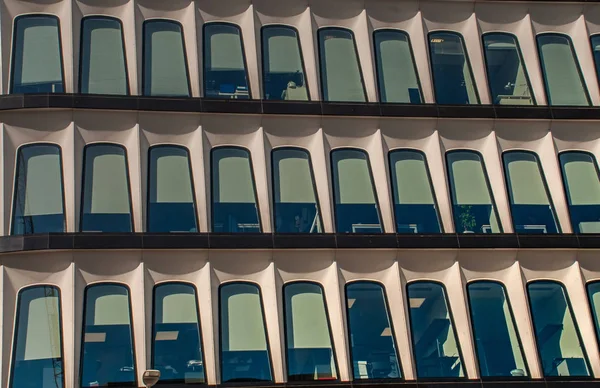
xmin=10 ymin=286 xmax=63 ymax=388
xmin=591 ymin=35 xmax=600 ymax=89
xmin=587 ymin=282 xmax=600 ymax=347
xmin=153 ymin=283 xmax=204 ymax=384
xmin=559 ymin=152 xmax=600 ymax=233
xmin=12 ymin=144 xmax=65 ymax=235
xmin=389 ymin=150 xmax=442 ymax=233
xmin=284 ymin=282 xmax=337 ymax=381
xmin=318 ymin=28 xmax=366 ymax=102
xmin=346 ymin=282 xmax=401 ymax=380
xmin=81 ymin=144 xmax=133 ymax=232
xmin=220 ymin=283 xmax=273 ymax=382
xmin=374 ymin=30 xmax=421 ymax=103
xmin=407 ymin=282 xmax=464 ymax=378
xmin=503 ymin=151 xmax=559 ymax=234
xmin=262 ymin=26 xmax=309 ymax=101
xmin=527 ymin=281 xmax=590 ymax=377
xmin=272 ymin=148 xmax=322 ymax=233
xmin=537 ymin=34 xmax=590 ymax=106
xmin=446 ymin=151 xmax=501 ymax=234
xmin=11 ymin=15 xmax=64 ymax=93
xmin=211 ymin=147 xmax=260 ymax=233
xmin=428 ymin=32 xmax=478 ymax=105
xmin=148 ymin=146 xmax=197 ymax=233
xmin=204 ymin=23 xmax=250 ymax=99
xmin=483 ymin=33 xmax=534 ymax=106
xmin=81 ymin=284 xmax=136 ymax=387
xmin=80 ymin=17 xmax=128 ymax=95
xmin=467 ymin=282 xmax=527 ymax=378
xmin=143 ymin=20 xmax=190 ymax=97
xmin=331 ymin=149 xmax=382 ymax=233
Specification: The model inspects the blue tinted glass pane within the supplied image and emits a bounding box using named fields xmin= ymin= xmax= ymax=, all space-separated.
xmin=81 ymin=284 xmax=136 ymax=387
xmin=559 ymin=152 xmax=600 ymax=233
xmin=220 ymin=283 xmax=273 ymax=382
xmin=148 ymin=146 xmax=197 ymax=232
xmin=587 ymin=282 xmax=600 ymax=346
xmin=467 ymin=282 xmax=528 ymax=378
xmin=285 ymin=283 xmax=337 ymax=381
xmin=332 ymin=149 xmax=382 ymax=233
xmin=429 ymin=32 xmax=478 ymax=104
xmin=483 ymin=34 xmax=534 ymax=105
xmin=592 ymin=36 xmax=600 ymax=87
xmin=12 ymin=145 xmax=65 ymax=235
xmin=273 ymin=149 xmax=321 ymax=233
xmin=389 ymin=150 xmax=441 ymax=233
xmin=503 ymin=152 xmax=559 ymax=234
xmin=81 ymin=145 xmax=133 ymax=232
xmin=528 ymin=282 xmax=590 ymax=377
xmin=10 ymin=286 xmax=63 ymax=388
xmin=346 ymin=283 xmax=401 ymax=379
xmin=153 ymin=283 xmax=204 ymax=384
xmin=204 ymin=24 xmax=249 ymax=99
xmin=407 ymin=282 xmax=464 ymax=378
xmin=12 ymin=16 xmax=64 ymax=93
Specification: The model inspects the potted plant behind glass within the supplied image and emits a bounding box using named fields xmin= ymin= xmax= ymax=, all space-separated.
xmin=459 ymin=205 xmax=476 ymax=233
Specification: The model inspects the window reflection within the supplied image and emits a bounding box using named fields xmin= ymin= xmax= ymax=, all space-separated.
xmin=389 ymin=150 xmax=442 ymax=233
xmin=407 ymin=282 xmax=464 ymax=378
xmin=220 ymin=283 xmax=273 ymax=382
xmin=587 ymin=282 xmax=600 ymax=347
xmin=81 ymin=284 xmax=136 ymax=387
xmin=559 ymin=152 xmax=600 ymax=233
xmin=591 ymin=35 xmax=600 ymax=89
xmin=12 ymin=144 xmax=65 ymax=235
xmin=284 ymin=282 xmax=337 ymax=381
xmin=483 ymin=33 xmax=534 ymax=105
xmin=467 ymin=282 xmax=528 ymax=378
xmin=346 ymin=282 xmax=401 ymax=380
xmin=272 ymin=148 xmax=322 ymax=233
xmin=503 ymin=151 xmax=559 ymax=234
xmin=527 ymin=281 xmax=590 ymax=377
xmin=10 ymin=286 xmax=63 ymax=388
xmin=153 ymin=283 xmax=204 ymax=384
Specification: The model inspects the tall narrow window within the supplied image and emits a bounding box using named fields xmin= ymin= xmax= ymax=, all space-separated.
xmin=537 ymin=34 xmax=590 ymax=106
xmin=428 ymin=32 xmax=478 ymax=105
xmin=272 ymin=148 xmax=322 ymax=233
xmin=262 ymin=26 xmax=309 ymax=101
xmin=11 ymin=15 xmax=64 ymax=93
xmin=590 ymin=35 xmax=600 ymax=89
xmin=148 ymin=146 xmax=197 ymax=233
xmin=467 ymin=282 xmax=528 ymax=378
xmin=374 ymin=30 xmax=422 ymax=103
xmin=318 ymin=28 xmax=366 ymax=102
xmin=153 ymin=283 xmax=204 ymax=384
xmin=527 ymin=281 xmax=590 ymax=377
xmin=407 ymin=282 xmax=465 ymax=378
xmin=587 ymin=282 xmax=600 ymax=347
xmin=389 ymin=150 xmax=442 ymax=233
xmin=559 ymin=152 xmax=600 ymax=233
xmin=211 ymin=147 xmax=261 ymax=233
xmin=284 ymin=282 xmax=337 ymax=381
xmin=446 ymin=151 xmax=501 ymax=233
xmin=503 ymin=151 xmax=559 ymax=234
xmin=346 ymin=282 xmax=401 ymax=380
xmin=80 ymin=17 xmax=128 ymax=95
xmin=81 ymin=144 xmax=133 ymax=232
xmin=331 ymin=149 xmax=382 ymax=233
xmin=220 ymin=283 xmax=273 ymax=382
xmin=10 ymin=286 xmax=63 ymax=388
xmin=12 ymin=144 xmax=65 ymax=235
xmin=81 ymin=284 xmax=136 ymax=387
xmin=483 ymin=33 xmax=534 ymax=105
xmin=143 ymin=20 xmax=190 ymax=97
xmin=204 ymin=23 xmax=250 ymax=99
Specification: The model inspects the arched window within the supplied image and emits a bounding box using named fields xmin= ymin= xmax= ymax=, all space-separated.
xmin=587 ymin=281 xmax=600 ymax=348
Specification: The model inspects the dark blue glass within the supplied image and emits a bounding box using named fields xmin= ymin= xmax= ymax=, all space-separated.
xmin=592 ymin=35 xmax=600 ymax=88
xmin=346 ymin=282 xmax=401 ymax=379
xmin=80 ymin=284 xmax=136 ymax=387
xmin=587 ymin=282 xmax=600 ymax=347
xmin=153 ymin=283 xmax=205 ymax=384
xmin=10 ymin=286 xmax=63 ymax=388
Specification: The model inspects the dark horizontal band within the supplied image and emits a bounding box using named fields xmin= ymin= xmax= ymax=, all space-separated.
xmin=2 ymin=93 xmax=600 ymax=120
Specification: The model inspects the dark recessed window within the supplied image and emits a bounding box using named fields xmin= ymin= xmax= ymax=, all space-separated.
xmin=587 ymin=282 xmax=600 ymax=348
xmin=12 ymin=144 xmax=65 ymax=235
xmin=590 ymin=35 xmax=600 ymax=91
